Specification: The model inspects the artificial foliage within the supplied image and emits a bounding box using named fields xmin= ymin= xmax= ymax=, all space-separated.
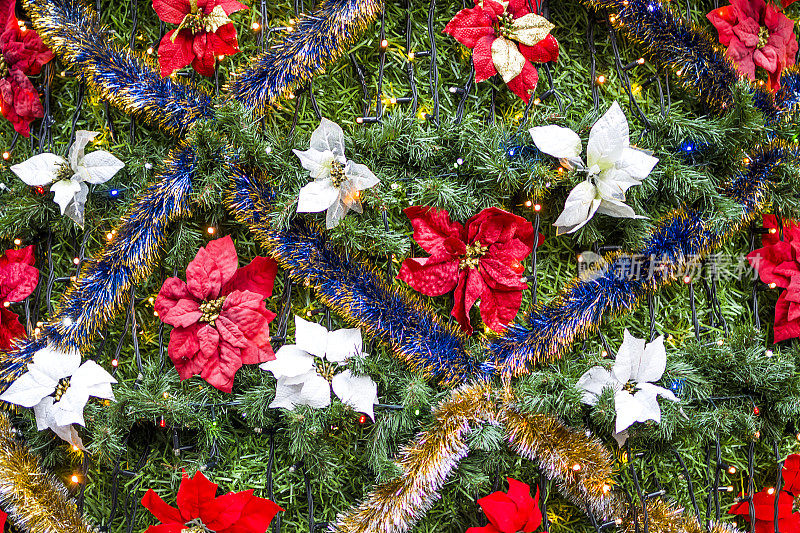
xmin=0 ymin=0 xmax=797 ymax=531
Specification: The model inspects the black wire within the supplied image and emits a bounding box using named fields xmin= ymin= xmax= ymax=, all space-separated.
xmin=673 ymin=449 xmax=701 ymax=520
xmin=426 ymin=0 xmax=440 ymax=126
xmin=775 ymin=442 xmax=783 ymax=533
xmin=588 ymin=18 xmax=599 ymax=112
xmin=404 ymin=0 xmax=418 ymax=114
xmin=747 ymin=440 xmax=755 ymax=533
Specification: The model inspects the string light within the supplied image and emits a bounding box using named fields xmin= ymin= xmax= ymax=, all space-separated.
xmin=533 ymin=204 xmax=541 ymax=212
xmin=380 ymin=39 xmax=388 ymax=48
xmin=767 ymin=487 xmax=776 ymax=495
xmin=683 ymin=275 xmax=692 ymax=284
xmin=70 ymin=474 xmax=80 ymax=484
xmin=524 ymin=200 xmax=532 ymax=207
xmin=766 ymin=349 xmax=774 ymax=357
xmin=358 ymin=414 xmax=367 ymax=424
xmin=716 ymin=339 xmax=724 ymax=346
xmin=71 ymin=445 xmax=80 ymax=452
xmin=769 ymin=227 xmax=777 ymax=234
xmin=13 ymin=238 xmax=20 ymax=246
xmin=207 ymin=226 xmax=216 ymax=235
xmin=596 ymin=75 xmax=606 ymax=85
xmin=111 ymin=359 xmax=119 ymax=368
xmin=159 ymin=416 xmax=166 ymax=428
xmin=146 ymin=47 xmax=154 ymax=55
xmin=571 ymin=463 xmax=581 ymax=471
xmin=72 ymin=257 xmax=80 ymax=265
xmin=251 ymin=21 xmax=261 ymax=31
xmin=2 ymin=151 xmax=9 ymax=160
xmin=753 ymin=405 xmax=760 ymax=416
xmin=768 ymin=282 xmax=777 ymax=289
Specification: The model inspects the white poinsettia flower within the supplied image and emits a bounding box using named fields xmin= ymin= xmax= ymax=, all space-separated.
xmin=11 ymin=130 xmax=125 ymax=227
xmin=530 ymin=102 xmax=658 ymax=234
xmin=576 ymin=329 xmax=677 ymax=446
xmin=292 ymin=118 xmax=380 ymax=229
xmin=0 ymin=345 xmax=116 ymax=449
xmin=261 ymin=315 xmax=379 ymax=420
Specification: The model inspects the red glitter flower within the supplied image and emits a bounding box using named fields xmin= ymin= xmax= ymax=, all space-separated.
xmin=443 ymin=0 xmax=559 ymax=102
xmin=707 ymin=0 xmax=798 ymax=91
xmin=0 ymin=0 xmax=53 ymax=136
xmin=0 ymin=245 xmax=38 ymax=350
xmin=747 ymin=215 xmax=800 ymax=343
xmin=398 ymin=206 xmax=541 ymax=335
xmin=154 ymin=0 xmax=247 ymax=77
xmin=155 ymin=236 xmax=278 ymax=392
xmin=729 ymin=489 xmax=800 ymax=533
xmin=141 ymin=470 xmax=282 ymax=533
xmin=466 ymin=478 xmax=542 ymax=533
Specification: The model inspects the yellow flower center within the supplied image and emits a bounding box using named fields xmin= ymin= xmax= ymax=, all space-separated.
xmin=316 ymin=359 xmax=338 ymax=382
xmin=459 ymin=241 xmax=488 ymax=270
xmin=0 ymin=55 xmax=7 ymax=79
xmin=171 ymin=0 xmax=232 ymax=42
xmin=757 ymin=26 xmax=770 ymax=49
xmin=53 ymin=377 xmax=71 ymax=402
xmin=330 ymin=160 xmax=347 ymax=188
xmin=623 ymin=380 xmax=638 ymax=394
xmin=198 ymin=296 xmax=226 ymax=326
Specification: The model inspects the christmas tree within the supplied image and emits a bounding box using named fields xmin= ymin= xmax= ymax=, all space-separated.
xmin=0 ymin=0 xmax=798 ymax=531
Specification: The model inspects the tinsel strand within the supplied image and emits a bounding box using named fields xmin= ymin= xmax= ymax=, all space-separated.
xmin=0 ymin=143 xmax=197 ymax=383
xmin=328 ymin=382 xmax=496 ymax=533
xmin=0 ymin=413 xmax=94 ymax=533
xmin=225 ymin=170 xmax=480 ymax=384
xmin=228 ymin=0 xmax=383 ymax=116
xmin=22 ymin=0 xmax=213 ymax=136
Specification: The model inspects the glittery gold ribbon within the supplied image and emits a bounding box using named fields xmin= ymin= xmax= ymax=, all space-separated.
xmin=0 ymin=413 xmax=94 ymax=533
xmin=331 ymin=385 xmax=743 ymax=533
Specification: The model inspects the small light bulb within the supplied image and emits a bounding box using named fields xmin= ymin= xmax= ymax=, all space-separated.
xmin=524 ymin=200 xmax=532 ymax=207
xmin=218 ymin=55 xmax=225 ymax=61
xmin=533 ymin=204 xmax=541 ymax=212
xmin=72 ymin=257 xmax=80 ymax=265
xmin=288 ymin=92 xmax=296 ymax=99
xmin=743 ymin=157 xmax=750 ymax=165
xmin=533 ymin=98 xmax=541 ymax=106
xmin=163 ymin=392 xmax=170 ymax=399
xmin=769 ymin=282 xmax=777 ymax=289
xmin=725 ymin=486 xmax=734 ymax=492
xmin=572 ymin=463 xmax=582 ymax=471
xmin=2 ymin=302 xmax=8 ymax=308
xmin=596 ymin=75 xmax=606 ymax=85
xmin=769 ymin=227 xmax=777 ymax=234
xmin=13 ymin=238 xmax=21 ymax=246
xmin=637 ymin=57 xmax=645 ymax=65
xmin=207 ymin=226 xmax=216 ymax=235
xmin=72 ymin=445 xmax=80 ymax=452
xmin=601 ymin=350 xmax=608 ymax=357
xmin=380 ymin=39 xmax=388 ymax=48
xmin=148 ymin=296 xmax=155 ymax=304
xmin=716 ymin=339 xmax=724 ymax=346
xmin=146 ymin=47 xmax=154 ymax=55
xmin=2 ymin=151 xmax=9 ymax=160
xmin=356 ymin=117 xmax=364 ymax=124
xmin=408 ymin=52 xmax=415 ymax=60
xmin=111 ymin=359 xmax=119 ymax=367
xmin=602 ymin=483 xmax=611 ymax=493
xmin=683 ymin=275 xmax=691 ymax=284
xmin=251 ymin=21 xmax=261 ymax=30
xmin=766 ymin=350 xmax=774 ymax=357
xmin=768 ymin=486 xmax=776 ymax=495
xmin=728 ymin=466 xmax=737 ymax=474
xmin=71 ymin=474 xmax=79 ymax=484
xmin=106 ymin=232 xmax=114 ymax=241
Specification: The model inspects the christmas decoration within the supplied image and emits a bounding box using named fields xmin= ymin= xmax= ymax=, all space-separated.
xmin=10 ymin=130 xmax=124 ymax=227
xmin=155 ymin=235 xmax=278 ymax=393
xmin=141 ymin=470 xmax=282 ymax=533
xmin=443 ymin=0 xmax=559 ymax=102
xmin=0 ymin=346 xmax=115 ymax=449
xmin=576 ymin=330 xmax=677 ymax=445
xmin=747 ymin=214 xmax=800 ymax=342
xmin=398 ymin=206 xmax=539 ymax=335
xmin=293 ymin=118 xmax=380 ymax=229
xmin=530 ymin=101 xmax=658 ymax=234
xmin=0 ymin=245 xmax=37 ymax=350
xmin=466 ymin=478 xmax=542 ymax=533
xmin=154 ymin=0 xmax=247 ymax=78
xmin=0 ymin=0 xmax=52 ymax=136
xmin=262 ymin=315 xmax=378 ymax=419
xmin=707 ymin=0 xmax=798 ymax=91
xmin=1 ymin=0 xmax=800 ymax=530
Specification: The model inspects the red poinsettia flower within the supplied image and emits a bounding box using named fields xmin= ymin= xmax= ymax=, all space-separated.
xmin=443 ymin=0 xmax=559 ymax=102
xmin=154 ymin=0 xmax=247 ymax=77
xmin=729 ymin=489 xmax=800 ymax=533
xmin=0 ymin=509 xmax=6 ymax=531
xmin=155 ymin=236 xmax=278 ymax=392
xmin=398 ymin=206 xmax=540 ymax=335
xmin=707 ymin=0 xmax=798 ymax=91
xmin=783 ymin=0 xmax=796 ymax=7
xmin=0 ymin=245 xmax=38 ymax=350
xmin=746 ymin=215 xmax=800 ymax=343
xmin=0 ymin=0 xmax=53 ymax=136
xmin=466 ymin=478 xmax=541 ymax=533
xmin=782 ymin=454 xmax=800 ymax=496
xmin=142 ymin=470 xmax=282 ymax=533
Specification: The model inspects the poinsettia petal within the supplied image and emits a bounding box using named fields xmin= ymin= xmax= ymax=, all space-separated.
xmin=143 ymin=526 xmax=186 ymax=533
xmin=168 ymin=324 xmax=204 ymax=381
xmin=784 ymin=454 xmax=800 ymax=495
xmin=0 ymin=307 xmax=25 ymax=350
xmin=186 ymin=236 xmax=239 ymax=301
xmin=200 ymin=489 xmax=252 ymax=531
xmin=331 ymin=369 xmax=378 ymax=420
xmin=403 ymin=206 xmax=466 ymax=255
xmin=452 ymin=268 xmax=487 ymax=335
xmin=504 ymin=60 xmax=539 ymax=102
xmin=774 ymin=291 xmax=800 ymax=343
xmin=141 ymin=489 xmax=183 ymax=525
xmin=223 ymin=256 xmax=277 ymax=300
xmin=504 ymin=479 xmax=540 ymax=532
xmin=443 ymin=5 xmax=495 ymax=49
xmin=478 ymin=491 xmax=519 ymax=533
xmin=0 ymin=262 xmax=39 ymax=302
xmin=473 ymin=35 xmax=498 ymax=82
xmin=398 ymin=256 xmax=460 ymax=297
xmin=158 ymin=30 xmax=195 ymax=77
xmin=162 ymin=299 xmax=202 ymax=328
xmin=518 ymin=33 xmax=559 ymax=64
xmin=215 ymin=0 xmax=249 ymax=14
xmin=10 ymin=152 xmax=63 ymax=186
xmin=190 ymin=33 xmax=217 ymax=77
xmin=224 ymin=493 xmax=283 ymax=533
xmin=155 ymin=277 xmax=194 ymax=320
xmin=176 ymin=471 xmax=219 ymax=522
xmin=152 ymin=0 xmax=193 ymax=24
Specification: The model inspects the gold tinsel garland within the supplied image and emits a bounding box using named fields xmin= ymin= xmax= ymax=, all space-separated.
xmin=332 ymin=385 xmax=745 ymax=533
xmin=0 ymin=413 xmax=94 ymax=533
